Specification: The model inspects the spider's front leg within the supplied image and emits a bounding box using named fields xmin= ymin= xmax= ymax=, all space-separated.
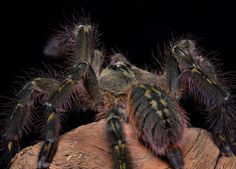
xmin=37 ymin=61 xmax=103 ymax=168
xmin=38 ymin=25 xmax=104 ymax=168
xmin=170 ymin=39 xmax=236 ymax=156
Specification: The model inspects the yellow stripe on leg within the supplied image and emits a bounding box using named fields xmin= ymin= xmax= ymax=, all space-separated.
xmin=144 ymin=89 xmax=152 ymax=98
xmin=58 ymin=79 xmax=75 ymax=92
xmin=114 ymin=143 xmax=127 ymax=169
xmin=47 ymin=112 xmax=55 ymax=122
xmin=8 ymin=141 xmax=13 ymax=151
xmin=43 ymin=143 xmax=52 ymax=151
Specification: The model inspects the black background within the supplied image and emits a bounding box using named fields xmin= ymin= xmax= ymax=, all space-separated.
xmin=1 ymin=0 xmax=236 ymax=93
xmin=0 ymin=0 xmax=236 ymax=96
xmin=0 ymin=0 xmax=236 ymax=164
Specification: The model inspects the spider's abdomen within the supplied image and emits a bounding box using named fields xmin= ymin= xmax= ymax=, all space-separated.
xmin=128 ymin=84 xmax=188 ymax=155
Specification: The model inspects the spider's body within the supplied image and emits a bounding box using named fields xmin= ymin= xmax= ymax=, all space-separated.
xmin=1 ymin=21 xmax=236 ymax=169
xmin=98 ymin=55 xmax=156 ymax=107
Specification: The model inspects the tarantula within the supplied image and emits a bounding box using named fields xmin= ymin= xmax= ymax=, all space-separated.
xmin=1 ymin=19 xmax=236 ymax=169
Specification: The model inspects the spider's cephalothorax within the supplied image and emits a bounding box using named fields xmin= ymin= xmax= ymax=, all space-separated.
xmin=1 ymin=20 xmax=236 ymax=169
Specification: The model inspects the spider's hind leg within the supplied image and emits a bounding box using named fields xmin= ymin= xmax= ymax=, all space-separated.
xmin=128 ymin=84 xmax=187 ymax=169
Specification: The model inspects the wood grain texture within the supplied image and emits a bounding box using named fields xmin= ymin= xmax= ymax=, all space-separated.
xmin=10 ymin=120 xmax=236 ymax=169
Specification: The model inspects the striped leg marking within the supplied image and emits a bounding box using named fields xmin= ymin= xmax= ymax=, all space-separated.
xmin=128 ymin=84 xmax=187 ymax=169
xmin=106 ymin=108 xmax=132 ymax=169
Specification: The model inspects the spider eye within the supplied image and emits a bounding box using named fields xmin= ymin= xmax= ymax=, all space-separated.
xmin=108 ymin=65 xmax=119 ymax=70
xmin=108 ymin=62 xmax=130 ymax=72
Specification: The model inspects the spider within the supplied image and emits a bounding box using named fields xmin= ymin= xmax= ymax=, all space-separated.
xmin=1 ymin=18 xmax=236 ymax=169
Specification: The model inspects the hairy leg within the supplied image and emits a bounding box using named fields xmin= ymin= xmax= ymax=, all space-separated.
xmin=2 ymin=78 xmax=60 ymax=166
xmin=171 ymin=39 xmax=236 ymax=156
xmin=37 ymin=61 xmax=104 ymax=168
xmin=106 ymin=107 xmax=132 ymax=169
xmin=37 ymin=23 xmax=104 ymax=168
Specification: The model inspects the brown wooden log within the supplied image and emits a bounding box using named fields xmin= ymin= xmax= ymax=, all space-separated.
xmin=10 ymin=120 xmax=236 ymax=169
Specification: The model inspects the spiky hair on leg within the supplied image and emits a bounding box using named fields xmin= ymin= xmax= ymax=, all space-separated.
xmin=0 ymin=64 xmax=83 ymax=165
xmin=172 ymin=39 xmax=234 ymax=107
xmin=170 ymin=38 xmax=236 ymax=156
xmin=43 ymin=16 xmax=105 ymax=78
xmin=43 ymin=16 xmax=97 ymax=56
xmin=1 ymin=67 xmax=62 ymax=140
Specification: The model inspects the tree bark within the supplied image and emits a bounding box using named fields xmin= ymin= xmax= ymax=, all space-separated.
xmin=10 ymin=120 xmax=236 ymax=169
